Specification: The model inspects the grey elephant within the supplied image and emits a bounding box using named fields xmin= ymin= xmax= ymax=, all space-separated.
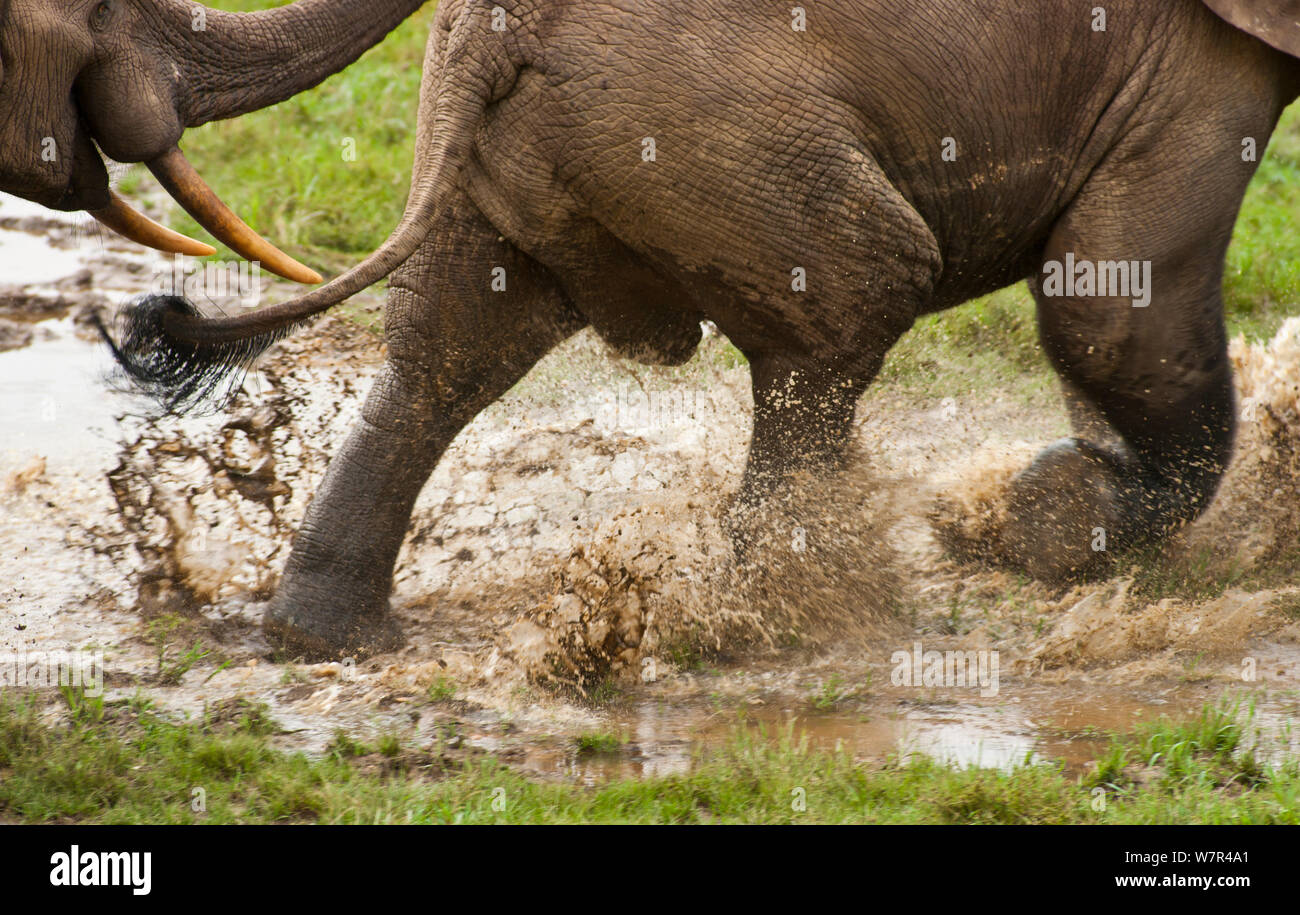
xmin=0 ymin=0 xmax=430 ymax=279
xmin=8 ymin=0 xmax=1300 ymax=659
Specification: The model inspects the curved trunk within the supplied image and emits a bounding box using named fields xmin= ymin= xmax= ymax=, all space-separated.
xmin=154 ymin=0 xmax=433 ymax=126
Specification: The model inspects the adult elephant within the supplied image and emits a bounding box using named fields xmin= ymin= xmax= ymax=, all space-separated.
xmin=0 ymin=0 xmax=432 ymax=281
xmin=86 ymin=1 xmax=1300 ymax=658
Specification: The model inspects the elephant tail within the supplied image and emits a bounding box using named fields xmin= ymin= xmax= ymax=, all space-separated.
xmin=99 ymin=5 xmax=512 ymax=412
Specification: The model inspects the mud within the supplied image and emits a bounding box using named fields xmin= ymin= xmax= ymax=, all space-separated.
xmin=2 ymin=191 xmax=1298 ymax=783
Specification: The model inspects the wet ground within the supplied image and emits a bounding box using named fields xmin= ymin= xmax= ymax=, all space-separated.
xmin=2 ymin=191 xmax=1298 ymax=785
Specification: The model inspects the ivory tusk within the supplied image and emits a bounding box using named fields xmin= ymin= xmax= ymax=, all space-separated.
xmin=89 ymin=191 xmax=217 ymax=257
xmin=146 ymin=147 xmax=323 ymax=285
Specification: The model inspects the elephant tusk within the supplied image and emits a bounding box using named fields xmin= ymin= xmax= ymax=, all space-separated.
xmin=145 ymin=147 xmax=323 ymax=285
xmin=88 ymin=192 xmax=217 ymax=257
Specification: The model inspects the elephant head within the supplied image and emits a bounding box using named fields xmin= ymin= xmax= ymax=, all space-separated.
xmin=0 ymin=0 xmax=430 ymax=282
xmin=1204 ymin=1 xmax=1300 ymax=58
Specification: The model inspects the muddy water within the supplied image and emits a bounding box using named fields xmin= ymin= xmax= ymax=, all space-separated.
xmin=470 ymin=660 xmax=1300 ymax=784
xmin=0 ymin=195 xmax=104 ymax=287
xmin=2 ymin=190 xmax=1299 ymax=787
xmin=0 ymin=319 xmax=130 ymax=465
xmin=447 ymin=679 xmax=1300 ymax=785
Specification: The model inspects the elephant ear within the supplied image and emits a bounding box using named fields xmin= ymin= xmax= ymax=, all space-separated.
xmin=1203 ymin=1 xmax=1300 ymax=57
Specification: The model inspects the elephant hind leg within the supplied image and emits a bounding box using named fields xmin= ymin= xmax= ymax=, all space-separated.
xmin=264 ymin=197 xmax=584 ymax=660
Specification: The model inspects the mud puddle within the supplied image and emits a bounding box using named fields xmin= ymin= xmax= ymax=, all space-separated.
xmin=427 ymin=672 xmax=1300 ymax=785
xmin=506 ymin=696 xmax=1107 ymax=784
xmin=2 ymin=190 xmax=1299 ymax=787
xmin=0 ymin=318 xmax=133 ymax=465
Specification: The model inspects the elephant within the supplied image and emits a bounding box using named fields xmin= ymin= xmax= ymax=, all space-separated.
xmin=21 ymin=0 xmax=1300 ymax=659
xmin=0 ymin=0 xmax=432 ymax=280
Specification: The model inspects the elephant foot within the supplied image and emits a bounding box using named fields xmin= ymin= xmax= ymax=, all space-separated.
xmin=934 ymin=438 xmax=1138 ymax=582
xmin=996 ymin=439 xmax=1132 ymax=580
xmin=262 ymin=594 xmax=406 ymax=662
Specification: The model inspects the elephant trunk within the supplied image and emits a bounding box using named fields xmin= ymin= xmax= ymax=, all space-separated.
xmin=156 ymin=0 xmax=433 ymax=127
xmin=80 ymin=0 xmax=431 ymax=279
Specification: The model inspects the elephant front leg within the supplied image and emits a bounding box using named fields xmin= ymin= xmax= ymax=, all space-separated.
xmin=719 ymin=139 xmax=937 ymax=553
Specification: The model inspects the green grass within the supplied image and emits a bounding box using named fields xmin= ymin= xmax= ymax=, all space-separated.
xmin=573 ymin=731 xmax=626 ymax=755
xmin=1082 ymin=701 xmax=1279 ymax=822
xmin=2 ymin=694 xmax=1295 ymax=824
xmin=809 ymin=673 xmax=871 ymax=710
xmin=1224 ymin=108 xmax=1300 ymax=341
xmin=426 ymin=676 xmax=457 ymax=702
xmin=876 ymin=283 xmax=1055 ymax=401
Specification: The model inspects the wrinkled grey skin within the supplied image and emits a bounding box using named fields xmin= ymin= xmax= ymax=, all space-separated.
xmin=0 ymin=0 xmax=429 ymax=210
xmin=97 ymin=1 xmax=1300 ymax=658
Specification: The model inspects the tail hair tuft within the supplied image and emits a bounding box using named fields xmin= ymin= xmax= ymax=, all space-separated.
xmin=95 ymin=294 xmax=296 ymax=414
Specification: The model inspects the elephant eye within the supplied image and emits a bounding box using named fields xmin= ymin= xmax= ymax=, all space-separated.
xmin=90 ymin=1 xmax=114 ymax=30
